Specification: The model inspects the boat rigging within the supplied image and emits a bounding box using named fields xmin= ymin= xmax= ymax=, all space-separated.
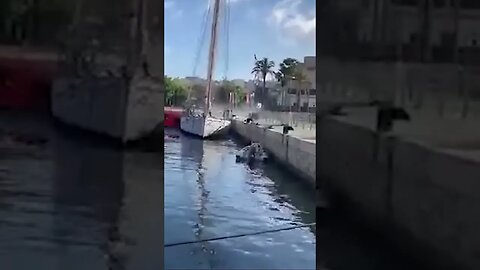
xmin=180 ymin=0 xmax=232 ymax=139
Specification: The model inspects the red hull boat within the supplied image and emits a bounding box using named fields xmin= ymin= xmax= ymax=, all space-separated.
xmin=0 ymin=47 xmax=58 ymax=111
xmin=164 ymin=106 xmax=183 ymax=128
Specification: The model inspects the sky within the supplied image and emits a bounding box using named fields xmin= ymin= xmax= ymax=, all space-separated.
xmin=164 ymin=0 xmax=316 ymax=81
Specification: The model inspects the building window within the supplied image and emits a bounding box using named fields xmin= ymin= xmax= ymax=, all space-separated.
xmin=309 ymin=89 xmax=316 ymax=95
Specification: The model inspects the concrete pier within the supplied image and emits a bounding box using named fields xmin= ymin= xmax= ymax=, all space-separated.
xmin=233 ymin=108 xmax=480 ymax=269
xmin=231 ymin=120 xmax=316 ymax=187
xmin=315 ymin=113 xmax=480 ymax=270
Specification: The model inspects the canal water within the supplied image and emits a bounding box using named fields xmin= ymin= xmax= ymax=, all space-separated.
xmin=164 ymin=128 xmax=317 ymax=269
xmin=0 ymin=113 xmax=427 ymax=270
xmin=0 ymin=112 xmax=162 ymax=270
xmin=164 ymin=128 xmax=428 ymax=270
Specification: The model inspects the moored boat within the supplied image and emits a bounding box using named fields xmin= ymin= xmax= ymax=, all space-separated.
xmin=165 ymin=106 xmax=183 ymax=128
xmin=0 ymin=47 xmax=58 ymax=111
xmin=50 ymin=0 xmax=163 ymax=144
xmin=179 ymin=0 xmax=231 ymax=139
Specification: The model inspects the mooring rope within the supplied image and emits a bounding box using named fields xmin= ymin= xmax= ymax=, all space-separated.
xmin=164 ymin=222 xmax=316 ymax=247
xmin=192 ymin=0 xmax=213 ymax=76
xmin=223 ymin=0 xmax=230 ymax=79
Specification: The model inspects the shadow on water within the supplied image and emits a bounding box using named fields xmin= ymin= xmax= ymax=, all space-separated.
xmin=51 ymin=132 xmax=126 ymax=269
xmin=179 ymin=133 xmax=216 ymax=268
xmin=0 ymin=115 xmax=129 ymax=270
xmin=253 ymin=162 xmax=316 ymax=232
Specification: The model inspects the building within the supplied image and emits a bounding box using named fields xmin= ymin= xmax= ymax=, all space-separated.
xmin=323 ymin=0 xmax=480 ymax=63
xmin=277 ymin=56 xmax=316 ymax=111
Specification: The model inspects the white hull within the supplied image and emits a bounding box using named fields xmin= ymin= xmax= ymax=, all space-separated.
xmin=51 ymin=75 xmax=163 ymax=143
xmin=180 ymin=115 xmax=231 ymax=138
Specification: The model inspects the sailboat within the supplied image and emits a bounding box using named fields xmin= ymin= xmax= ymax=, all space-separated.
xmin=50 ymin=0 xmax=163 ymax=143
xmin=180 ymin=0 xmax=231 ymax=138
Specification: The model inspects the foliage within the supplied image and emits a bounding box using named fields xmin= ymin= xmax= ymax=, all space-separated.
xmin=251 ymin=57 xmax=275 ymax=82
xmin=190 ymin=83 xmax=205 ymax=100
xmin=275 ymin=58 xmax=299 ymax=87
xmin=215 ymin=80 xmax=235 ymax=103
xmin=164 ymin=76 xmax=188 ymax=106
xmin=293 ymin=68 xmax=309 ymax=111
xmin=251 ymin=57 xmax=275 ymax=107
xmin=215 ymin=80 xmax=246 ymax=104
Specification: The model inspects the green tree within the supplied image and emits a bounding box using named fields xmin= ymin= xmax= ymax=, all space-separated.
xmin=216 ymin=80 xmax=236 ymax=104
xmin=251 ymin=57 xmax=275 ymax=108
xmin=190 ymin=83 xmax=206 ymax=102
xmin=233 ymin=85 xmax=246 ymax=105
xmin=164 ymin=76 xmax=188 ymax=106
xmin=293 ymin=69 xmax=308 ymax=112
xmin=275 ymin=58 xmax=299 ymax=107
xmin=275 ymin=58 xmax=299 ymax=87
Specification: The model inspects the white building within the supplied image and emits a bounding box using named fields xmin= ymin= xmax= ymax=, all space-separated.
xmin=277 ymin=56 xmax=316 ymax=111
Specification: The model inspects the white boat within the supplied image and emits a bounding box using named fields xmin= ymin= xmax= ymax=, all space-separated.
xmin=180 ymin=0 xmax=231 ymax=139
xmin=180 ymin=111 xmax=231 ymax=138
xmin=51 ymin=74 xmax=163 ymax=143
xmin=51 ymin=0 xmax=163 ymax=143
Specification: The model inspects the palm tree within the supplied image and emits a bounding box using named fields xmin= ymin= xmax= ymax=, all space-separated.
xmin=293 ymin=69 xmax=308 ymax=112
xmin=275 ymin=58 xmax=299 ymax=107
xmin=251 ymin=57 xmax=275 ymax=108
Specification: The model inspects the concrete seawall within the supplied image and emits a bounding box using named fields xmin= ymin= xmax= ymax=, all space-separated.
xmin=317 ymin=116 xmax=480 ymax=269
xmin=231 ymin=120 xmax=316 ymax=187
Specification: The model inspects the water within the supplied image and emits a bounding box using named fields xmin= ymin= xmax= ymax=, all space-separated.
xmin=0 ymin=113 xmax=162 ymax=270
xmin=164 ymin=128 xmax=428 ymax=270
xmin=164 ymin=128 xmax=317 ymax=269
xmin=0 ymin=113 xmax=427 ymax=270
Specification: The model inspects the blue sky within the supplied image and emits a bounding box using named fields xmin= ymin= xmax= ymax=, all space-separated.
xmin=164 ymin=0 xmax=316 ymax=80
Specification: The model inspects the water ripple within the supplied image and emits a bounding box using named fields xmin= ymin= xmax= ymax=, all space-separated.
xmin=164 ymin=130 xmax=316 ymax=269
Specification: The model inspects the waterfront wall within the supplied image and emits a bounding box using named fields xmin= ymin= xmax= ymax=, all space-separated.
xmin=317 ymin=116 xmax=480 ymax=269
xmin=231 ymin=120 xmax=316 ymax=187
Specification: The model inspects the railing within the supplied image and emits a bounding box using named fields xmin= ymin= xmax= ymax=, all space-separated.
xmin=316 ymin=60 xmax=480 ymax=119
xmin=253 ymin=111 xmax=316 ymax=131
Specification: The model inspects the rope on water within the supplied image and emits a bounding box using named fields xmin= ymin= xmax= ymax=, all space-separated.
xmin=164 ymin=222 xmax=316 ymax=247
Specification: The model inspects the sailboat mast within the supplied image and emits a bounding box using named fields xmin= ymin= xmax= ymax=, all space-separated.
xmin=204 ymin=0 xmax=221 ymax=115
